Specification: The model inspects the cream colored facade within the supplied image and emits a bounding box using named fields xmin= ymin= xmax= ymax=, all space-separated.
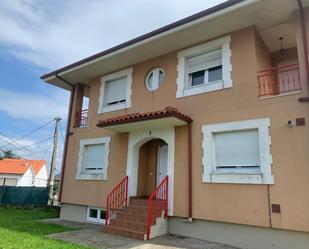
xmin=42 ymin=1 xmax=309 ymax=247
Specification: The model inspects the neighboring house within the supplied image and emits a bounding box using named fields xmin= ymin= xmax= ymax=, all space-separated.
xmin=41 ymin=0 xmax=309 ymax=248
xmin=0 ymin=159 xmax=48 ymax=187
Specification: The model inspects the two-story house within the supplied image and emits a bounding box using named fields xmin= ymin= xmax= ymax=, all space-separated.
xmin=41 ymin=0 xmax=309 ymax=248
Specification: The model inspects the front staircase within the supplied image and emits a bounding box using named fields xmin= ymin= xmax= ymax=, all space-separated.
xmin=104 ymin=176 xmax=168 ymax=240
xmin=104 ymin=197 xmax=167 ymax=240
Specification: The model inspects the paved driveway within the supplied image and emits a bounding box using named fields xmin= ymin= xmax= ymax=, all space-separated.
xmin=45 ymin=220 xmax=240 ymax=249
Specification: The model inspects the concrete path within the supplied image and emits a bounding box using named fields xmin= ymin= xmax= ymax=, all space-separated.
xmin=44 ymin=219 xmax=240 ymax=249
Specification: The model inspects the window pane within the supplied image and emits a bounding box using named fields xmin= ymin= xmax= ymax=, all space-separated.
xmin=89 ymin=208 xmax=98 ymax=218
xmin=190 ymin=70 xmax=205 ymax=86
xmin=208 ymin=65 xmax=222 ymax=82
xmin=158 ymin=70 xmax=164 ymax=85
xmin=105 ymin=77 xmax=126 ymax=105
xmin=100 ymin=210 xmax=106 ymax=220
xmin=214 ymin=129 xmax=260 ymax=170
xmin=148 ymin=72 xmax=154 ymax=89
xmin=84 ymin=144 xmax=105 ymax=171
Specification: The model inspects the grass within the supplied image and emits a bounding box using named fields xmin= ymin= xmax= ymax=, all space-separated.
xmin=0 ymin=206 xmax=92 ymax=249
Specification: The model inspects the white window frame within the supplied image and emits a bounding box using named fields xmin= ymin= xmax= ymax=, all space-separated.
xmin=76 ymin=137 xmax=111 ymax=181
xmin=202 ymin=118 xmax=274 ymax=184
xmin=145 ymin=67 xmax=165 ymax=91
xmin=176 ymin=35 xmax=232 ymax=98
xmin=86 ymin=207 xmax=106 ymax=224
xmin=98 ymin=67 xmax=133 ymax=113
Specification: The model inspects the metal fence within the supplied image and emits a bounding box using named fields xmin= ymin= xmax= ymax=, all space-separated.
xmin=0 ymin=186 xmax=49 ymax=205
xmin=257 ymin=63 xmax=301 ymax=97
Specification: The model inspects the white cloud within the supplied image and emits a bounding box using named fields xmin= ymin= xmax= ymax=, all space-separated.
xmin=0 ymin=88 xmax=69 ymax=123
xmin=0 ymin=0 xmax=225 ymax=70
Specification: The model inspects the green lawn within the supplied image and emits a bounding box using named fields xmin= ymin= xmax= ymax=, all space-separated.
xmin=0 ymin=206 xmax=91 ymax=249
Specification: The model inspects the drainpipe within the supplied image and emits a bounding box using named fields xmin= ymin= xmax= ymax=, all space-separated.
xmin=55 ymin=74 xmax=75 ymax=203
xmin=267 ymin=185 xmax=272 ymax=228
xmin=188 ymin=121 xmax=193 ymax=221
xmin=297 ymin=0 xmax=309 ymax=102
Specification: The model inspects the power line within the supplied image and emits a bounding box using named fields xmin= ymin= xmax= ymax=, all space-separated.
xmin=0 ymin=132 xmax=41 ymax=159
xmin=41 ymin=142 xmax=53 ymax=159
xmin=16 ymin=136 xmax=54 ymax=150
xmin=0 ymin=119 xmax=55 ymax=150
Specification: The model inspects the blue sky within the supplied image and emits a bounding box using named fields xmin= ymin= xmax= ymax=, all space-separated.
xmin=0 ymin=0 xmax=224 ymax=172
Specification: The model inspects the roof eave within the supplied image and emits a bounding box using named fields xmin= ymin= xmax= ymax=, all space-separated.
xmin=40 ymin=0 xmax=248 ymax=82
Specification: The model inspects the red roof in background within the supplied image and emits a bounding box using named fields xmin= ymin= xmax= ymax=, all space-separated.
xmin=97 ymin=106 xmax=193 ymax=128
xmin=0 ymin=159 xmax=46 ymax=175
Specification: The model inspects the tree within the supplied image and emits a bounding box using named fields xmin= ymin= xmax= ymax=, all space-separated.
xmin=0 ymin=150 xmax=19 ymax=159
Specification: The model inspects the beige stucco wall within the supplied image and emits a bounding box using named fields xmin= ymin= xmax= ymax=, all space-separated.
xmin=62 ymin=20 xmax=309 ymax=233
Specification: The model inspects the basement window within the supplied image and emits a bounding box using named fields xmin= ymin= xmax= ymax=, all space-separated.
xmin=87 ymin=207 xmax=106 ymax=224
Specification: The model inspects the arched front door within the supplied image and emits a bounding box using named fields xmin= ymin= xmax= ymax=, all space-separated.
xmin=126 ymin=127 xmax=175 ymax=215
xmin=136 ymin=139 xmax=168 ymax=197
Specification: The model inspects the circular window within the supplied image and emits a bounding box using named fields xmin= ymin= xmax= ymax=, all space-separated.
xmin=145 ymin=68 xmax=165 ymax=91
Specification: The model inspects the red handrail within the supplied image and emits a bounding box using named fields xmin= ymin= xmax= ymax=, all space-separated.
xmin=147 ymin=176 xmax=168 ymax=240
xmin=105 ymin=176 xmax=128 ymax=225
xmin=74 ymin=109 xmax=88 ymax=128
xmin=257 ymin=63 xmax=301 ymax=97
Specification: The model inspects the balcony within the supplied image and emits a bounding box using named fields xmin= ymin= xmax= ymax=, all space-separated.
xmin=257 ymin=64 xmax=301 ymax=97
xmin=74 ymin=109 xmax=88 ymax=128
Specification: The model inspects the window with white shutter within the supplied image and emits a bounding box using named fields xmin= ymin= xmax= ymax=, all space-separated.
xmin=76 ymin=137 xmax=111 ymax=180
xmin=202 ymin=118 xmax=274 ymax=184
xmin=99 ymin=68 xmax=132 ymax=113
xmin=105 ymin=77 xmax=127 ymax=106
xmin=214 ymin=129 xmax=260 ymax=172
xmin=187 ymin=49 xmax=223 ymax=87
xmin=83 ymin=144 xmax=106 ymax=173
xmin=176 ymin=35 xmax=232 ymax=98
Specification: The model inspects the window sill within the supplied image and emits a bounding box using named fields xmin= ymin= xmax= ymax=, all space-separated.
xmin=177 ymin=80 xmax=230 ymax=98
xmin=87 ymin=217 xmax=106 ymax=224
xmin=76 ymin=174 xmax=106 ymax=181
xmin=99 ymin=102 xmax=129 ymax=113
xmin=203 ymin=172 xmax=274 ymax=184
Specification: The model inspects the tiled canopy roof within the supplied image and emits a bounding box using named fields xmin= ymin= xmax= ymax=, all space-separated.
xmin=97 ymin=106 xmax=192 ymax=128
xmin=0 ymin=159 xmax=46 ymax=175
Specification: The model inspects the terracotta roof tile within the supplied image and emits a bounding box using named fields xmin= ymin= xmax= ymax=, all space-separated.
xmin=0 ymin=158 xmax=46 ymax=175
xmin=97 ymin=106 xmax=192 ymax=127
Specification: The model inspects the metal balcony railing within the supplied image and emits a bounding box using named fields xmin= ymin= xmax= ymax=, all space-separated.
xmin=105 ymin=176 xmax=128 ymax=225
xmin=74 ymin=109 xmax=88 ymax=128
xmin=147 ymin=176 xmax=168 ymax=240
xmin=257 ymin=63 xmax=301 ymax=97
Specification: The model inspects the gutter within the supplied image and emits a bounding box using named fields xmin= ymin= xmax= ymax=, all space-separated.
xmin=54 ymin=75 xmax=75 ymax=202
xmin=297 ymin=0 xmax=309 ymax=102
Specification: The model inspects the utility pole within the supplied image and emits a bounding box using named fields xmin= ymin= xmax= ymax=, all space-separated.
xmin=48 ymin=117 xmax=61 ymax=205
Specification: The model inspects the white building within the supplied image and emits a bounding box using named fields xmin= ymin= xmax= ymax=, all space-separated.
xmin=0 ymin=159 xmax=48 ymax=187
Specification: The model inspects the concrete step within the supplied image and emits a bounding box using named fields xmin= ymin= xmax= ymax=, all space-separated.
xmin=110 ymin=218 xmax=147 ymax=233
xmin=122 ymin=205 xmax=149 ymax=214
xmin=103 ymin=225 xmax=146 ymax=240
xmin=129 ymin=197 xmax=148 ymax=206
xmin=116 ymin=211 xmax=149 ymax=224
